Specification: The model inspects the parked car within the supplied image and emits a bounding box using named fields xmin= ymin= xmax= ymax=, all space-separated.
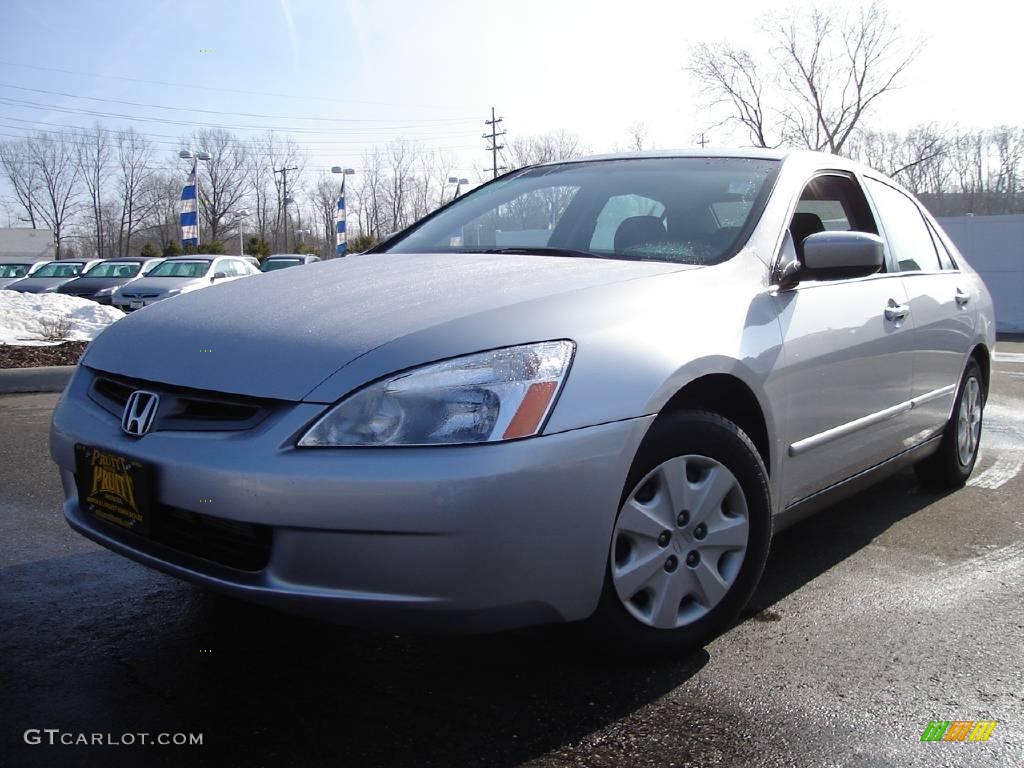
xmin=4 ymin=259 xmax=101 ymax=293
xmin=259 ymin=253 xmax=321 ymax=272
xmin=240 ymin=256 xmax=261 ymax=271
xmin=111 ymin=255 xmax=258 ymax=311
xmin=58 ymin=258 xmax=165 ymax=304
xmin=51 ymin=150 xmax=993 ymax=654
xmin=0 ymin=258 xmax=49 ymax=290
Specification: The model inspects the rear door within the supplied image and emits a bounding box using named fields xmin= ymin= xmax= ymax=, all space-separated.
xmin=775 ymin=172 xmax=918 ymax=506
xmin=863 ymin=178 xmax=974 ymax=438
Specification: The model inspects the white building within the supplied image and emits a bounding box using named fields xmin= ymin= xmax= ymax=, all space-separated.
xmin=0 ymin=228 xmax=55 ymax=261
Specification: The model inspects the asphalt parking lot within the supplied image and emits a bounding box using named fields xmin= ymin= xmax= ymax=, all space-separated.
xmin=2 ymin=348 xmax=1023 ymax=768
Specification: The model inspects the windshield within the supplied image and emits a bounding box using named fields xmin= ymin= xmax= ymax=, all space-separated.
xmin=385 ymin=158 xmax=780 ymax=265
xmin=30 ymin=262 xmax=84 ymax=278
xmin=83 ymin=262 xmax=142 ymax=278
xmin=261 ymin=258 xmax=302 ymax=271
xmin=0 ymin=264 xmax=31 ymax=278
xmin=145 ymin=260 xmax=212 ymax=278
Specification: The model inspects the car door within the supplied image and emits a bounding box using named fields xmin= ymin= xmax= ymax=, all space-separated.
xmin=863 ymin=178 xmax=974 ymax=439
xmin=773 ymin=172 xmax=918 ymax=506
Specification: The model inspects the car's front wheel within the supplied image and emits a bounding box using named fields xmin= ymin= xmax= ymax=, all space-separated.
xmin=590 ymin=410 xmax=772 ymax=655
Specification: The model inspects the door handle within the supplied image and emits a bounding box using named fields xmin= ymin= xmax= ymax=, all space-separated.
xmin=955 ymin=288 xmax=971 ymax=306
xmin=884 ymin=298 xmax=909 ymax=322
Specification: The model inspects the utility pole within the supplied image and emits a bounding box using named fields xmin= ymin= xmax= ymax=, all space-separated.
xmin=697 ymin=132 xmax=709 ymax=148
xmin=483 ymin=107 xmax=506 ymax=179
xmin=274 ymin=164 xmax=298 ymax=252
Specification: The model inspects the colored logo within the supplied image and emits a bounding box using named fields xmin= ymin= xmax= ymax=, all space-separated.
xmin=920 ymin=720 xmax=997 ymax=742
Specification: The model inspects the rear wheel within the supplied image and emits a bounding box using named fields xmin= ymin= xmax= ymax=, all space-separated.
xmin=914 ymin=358 xmax=985 ymax=489
xmin=590 ymin=410 xmax=772 ymax=655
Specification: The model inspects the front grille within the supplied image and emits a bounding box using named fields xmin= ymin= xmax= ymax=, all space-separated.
xmin=151 ymin=505 xmax=272 ymax=571
xmin=120 ymin=292 xmax=159 ymax=299
xmin=88 ymin=370 xmax=275 ymax=432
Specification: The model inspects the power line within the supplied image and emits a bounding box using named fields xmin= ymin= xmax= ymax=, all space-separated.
xmin=0 ymin=114 xmax=481 ymax=147
xmin=0 ymin=96 xmax=479 ymax=136
xmin=0 ymin=59 xmax=474 ymax=112
xmin=0 ymin=82 xmax=477 ymax=125
xmin=483 ymin=107 xmax=506 ymax=179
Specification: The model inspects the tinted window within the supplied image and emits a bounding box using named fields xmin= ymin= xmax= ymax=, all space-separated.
xmin=30 ymin=262 xmax=84 ymax=278
xmin=925 ymin=219 xmax=957 ymax=270
xmin=386 ymin=158 xmax=781 ymax=265
xmin=146 ymin=260 xmax=211 ymax=278
xmin=83 ymin=262 xmax=141 ymax=278
xmin=261 ymin=258 xmax=302 ymax=271
xmin=865 ymin=179 xmax=941 ymax=272
xmin=0 ymin=264 xmax=30 ymax=278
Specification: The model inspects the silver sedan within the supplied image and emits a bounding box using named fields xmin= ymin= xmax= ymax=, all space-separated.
xmin=50 ymin=150 xmax=994 ymax=654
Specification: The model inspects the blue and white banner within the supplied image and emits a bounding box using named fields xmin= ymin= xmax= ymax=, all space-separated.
xmin=335 ymin=177 xmax=347 ymax=256
xmin=180 ymin=168 xmax=198 ymax=246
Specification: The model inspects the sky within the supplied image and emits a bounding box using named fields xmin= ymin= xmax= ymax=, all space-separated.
xmin=0 ymin=0 xmax=1022 ymax=186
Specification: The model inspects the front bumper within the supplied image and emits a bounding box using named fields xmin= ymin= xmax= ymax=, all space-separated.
xmin=51 ymin=366 xmax=653 ymax=633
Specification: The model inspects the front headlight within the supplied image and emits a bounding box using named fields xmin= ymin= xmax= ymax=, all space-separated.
xmin=298 ymin=340 xmax=575 ymax=447
xmin=95 ymin=287 xmax=115 ymax=297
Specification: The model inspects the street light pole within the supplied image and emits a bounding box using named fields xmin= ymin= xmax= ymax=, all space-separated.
xmin=274 ymin=165 xmax=298 ymax=252
xmin=234 ymin=209 xmax=251 ymax=257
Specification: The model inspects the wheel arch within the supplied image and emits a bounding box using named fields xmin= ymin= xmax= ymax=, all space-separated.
xmin=651 ymin=372 xmax=773 ymax=476
xmin=970 ymin=343 xmax=991 ymax=397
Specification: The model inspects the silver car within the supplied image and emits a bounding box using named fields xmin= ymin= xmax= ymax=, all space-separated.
xmin=50 ymin=151 xmax=994 ymax=653
xmin=112 ymin=255 xmax=258 ymax=310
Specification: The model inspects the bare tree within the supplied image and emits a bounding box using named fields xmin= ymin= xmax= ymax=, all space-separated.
xmin=0 ymin=138 xmax=41 ymax=227
xmin=114 ymin=128 xmax=156 ymax=257
xmin=501 ymin=130 xmax=586 ymax=170
xmin=142 ymin=171 xmax=184 ymax=248
xmin=75 ymin=123 xmax=112 ymax=258
xmin=689 ymin=1 xmax=920 ymax=153
xmin=689 ymin=44 xmax=773 ymax=148
xmin=626 ymin=122 xmax=652 ymax=152
xmin=191 ymin=128 xmax=249 ymax=243
xmin=24 ymin=131 xmax=79 ymax=257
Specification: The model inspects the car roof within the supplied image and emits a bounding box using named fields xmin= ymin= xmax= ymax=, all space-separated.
xmin=532 ymin=148 xmax=872 ymax=173
xmin=162 ymin=255 xmax=217 ymax=260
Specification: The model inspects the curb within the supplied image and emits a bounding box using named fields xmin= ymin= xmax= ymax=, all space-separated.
xmin=0 ymin=365 xmax=75 ymax=394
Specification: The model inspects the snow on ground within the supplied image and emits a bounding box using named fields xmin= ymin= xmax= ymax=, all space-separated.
xmin=0 ymin=291 xmax=125 ymax=346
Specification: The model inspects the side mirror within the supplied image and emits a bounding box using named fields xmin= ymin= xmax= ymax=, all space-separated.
xmin=800 ymin=231 xmax=884 ymax=281
xmin=211 ymin=271 xmax=227 ymax=281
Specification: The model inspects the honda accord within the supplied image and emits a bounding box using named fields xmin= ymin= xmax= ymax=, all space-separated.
xmin=50 ymin=150 xmax=994 ymax=653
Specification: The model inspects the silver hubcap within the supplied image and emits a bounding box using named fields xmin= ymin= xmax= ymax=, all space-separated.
xmin=956 ymin=376 xmax=982 ymax=467
xmin=611 ymin=455 xmax=749 ymax=629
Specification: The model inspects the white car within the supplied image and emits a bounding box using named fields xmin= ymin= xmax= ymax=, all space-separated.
xmin=113 ymin=255 xmax=258 ymax=311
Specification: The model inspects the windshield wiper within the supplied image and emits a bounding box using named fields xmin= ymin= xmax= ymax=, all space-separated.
xmin=478 ymin=246 xmax=611 ymax=260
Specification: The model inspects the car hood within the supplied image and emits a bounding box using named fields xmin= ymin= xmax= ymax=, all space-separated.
xmin=83 ymin=252 xmax=693 ymax=402
xmin=6 ymin=278 xmax=70 ymax=292
xmin=60 ymin=276 xmax=135 ymax=294
xmin=118 ymin=276 xmax=205 ymax=294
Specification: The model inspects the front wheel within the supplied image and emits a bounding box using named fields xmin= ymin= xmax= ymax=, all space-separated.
xmin=589 ymin=410 xmax=772 ymax=656
xmin=914 ymin=358 xmax=985 ymax=489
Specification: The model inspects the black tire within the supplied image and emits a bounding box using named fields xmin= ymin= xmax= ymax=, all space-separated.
xmin=588 ymin=410 xmax=772 ymax=656
xmin=914 ymin=358 xmax=985 ymax=490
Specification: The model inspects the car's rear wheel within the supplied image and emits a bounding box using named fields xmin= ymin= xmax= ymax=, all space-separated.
xmin=914 ymin=358 xmax=985 ymax=489
xmin=590 ymin=410 xmax=772 ymax=655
